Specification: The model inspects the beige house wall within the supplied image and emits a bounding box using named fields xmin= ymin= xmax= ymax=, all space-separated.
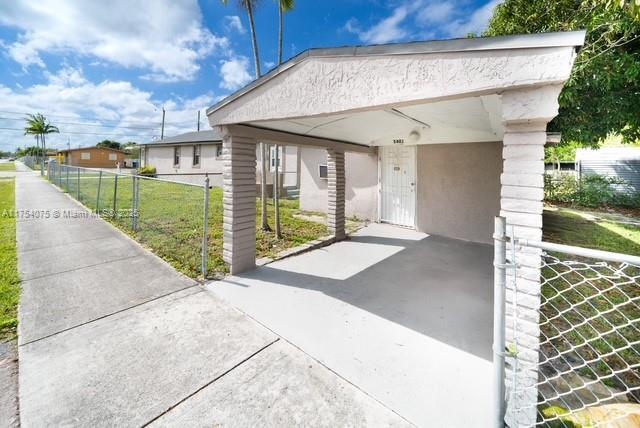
xmin=300 ymin=142 xmax=502 ymax=243
xmin=145 ymin=144 xmax=223 ymax=186
xmin=299 ymin=147 xmax=378 ymax=220
xmin=63 ymin=148 xmax=126 ymax=168
xmin=416 ymin=142 xmax=502 ymax=244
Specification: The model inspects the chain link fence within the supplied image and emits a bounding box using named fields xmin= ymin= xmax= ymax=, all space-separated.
xmin=495 ymin=219 xmax=640 ymax=427
xmin=48 ymin=162 xmax=222 ymax=278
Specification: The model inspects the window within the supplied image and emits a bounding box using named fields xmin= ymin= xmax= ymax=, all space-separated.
xmin=216 ymin=145 xmax=223 ymax=158
xmin=318 ymin=164 xmax=328 ymax=180
xmin=108 ymin=153 xmax=117 ymax=161
xmin=269 ymin=146 xmax=282 ymax=172
xmin=81 ymin=152 xmax=91 ymax=160
xmin=193 ymin=145 xmax=201 ymax=167
xmin=173 ymin=146 xmax=181 ymax=167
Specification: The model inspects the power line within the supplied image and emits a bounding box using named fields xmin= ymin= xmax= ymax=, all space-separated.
xmin=0 ymin=126 xmax=156 ymax=137
xmin=0 ymin=109 xmax=205 ymax=127
xmin=0 ymin=116 xmax=159 ymax=130
xmin=0 ymin=109 xmax=164 ymax=127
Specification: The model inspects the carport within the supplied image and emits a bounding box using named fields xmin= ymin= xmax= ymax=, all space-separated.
xmin=206 ymin=31 xmax=585 ymax=426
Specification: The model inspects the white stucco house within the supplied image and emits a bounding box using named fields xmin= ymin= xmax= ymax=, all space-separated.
xmin=204 ymin=31 xmax=586 ymax=427
xmin=141 ymin=130 xmax=300 ymax=191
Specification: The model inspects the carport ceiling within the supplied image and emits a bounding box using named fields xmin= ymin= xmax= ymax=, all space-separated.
xmin=249 ymin=95 xmax=502 ymax=146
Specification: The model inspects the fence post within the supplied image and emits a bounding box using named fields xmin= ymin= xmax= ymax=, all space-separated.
xmin=113 ymin=174 xmax=119 ymax=216
xmin=77 ymin=167 xmax=81 ymax=200
xmin=131 ymin=175 xmax=139 ymax=231
xmin=492 ymin=216 xmax=507 ymax=427
xmin=66 ymin=166 xmax=70 ymax=192
xmin=201 ymin=175 xmax=210 ymax=278
xmin=96 ymin=170 xmax=103 ymax=213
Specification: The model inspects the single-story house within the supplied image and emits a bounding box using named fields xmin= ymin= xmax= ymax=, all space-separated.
xmin=205 ymin=31 xmax=585 ymax=426
xmin=59 ymin=146 xmax=126 ymax=168
xmin=142 ymin=130 xmax=300 ymax=191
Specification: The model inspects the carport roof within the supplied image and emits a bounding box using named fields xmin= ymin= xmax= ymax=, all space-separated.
xmin=206 ymin=31 xmax=586 ymax=116
xmin=143 ymin=130 xmax=222 ymax=146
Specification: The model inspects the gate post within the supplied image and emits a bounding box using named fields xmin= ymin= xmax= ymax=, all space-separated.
xmin=492 ymin=216 xmax=507 ymax=427
xmin=77 ymin=167 xmax=81 ymax=200
xmin=113 ymin=174 xmax=119 ymax=216
xmin=201 ymin=175 xmax=210 ymax=278
xmin=96 ymin=170 xmax=103 ymax=213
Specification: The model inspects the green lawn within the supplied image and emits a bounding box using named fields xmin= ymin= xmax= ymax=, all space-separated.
xmin=0 ymin=178 xmax=19 ymax=341
xmin=0 ymin=162 xmax=15 ymax=172
xmin=543 ymin=208 xmax=640 ymax=254
xmin=50 ymin=171 xmax=327 ymax=278
xmin=540 ymin=208 xmax=640 ymax=401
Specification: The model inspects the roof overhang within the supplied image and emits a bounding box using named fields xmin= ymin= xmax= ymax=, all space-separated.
xmin=208 ymin=31 xmax=585 ymax=148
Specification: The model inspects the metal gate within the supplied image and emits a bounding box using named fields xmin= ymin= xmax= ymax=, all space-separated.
xmin=493 ymin=217 xmax=640 ymax=427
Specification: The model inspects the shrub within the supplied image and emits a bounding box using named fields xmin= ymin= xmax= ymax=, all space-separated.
xmin=544 ymin=173 xmax=640 ymax=209
xmin=139 ymin=165 xmax=156 ymax=176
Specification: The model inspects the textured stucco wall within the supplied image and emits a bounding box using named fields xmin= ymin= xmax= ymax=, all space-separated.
xmin=210 ymin=47 xmax=577 ymax=125
xmin=416 ymin=142 xmax=502 ymax=244
xmin=299 ymin=147 xmax=378 ymax=220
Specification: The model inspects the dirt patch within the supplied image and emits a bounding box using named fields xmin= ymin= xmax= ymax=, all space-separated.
xmin=0 ymin=341 xmax=19 ymax=427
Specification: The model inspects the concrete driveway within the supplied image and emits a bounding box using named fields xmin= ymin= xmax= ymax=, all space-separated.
xmin=208 ymin=223 xmax=495 ymax=427
xmin=16 ymin=168 xmax=410 ymax=427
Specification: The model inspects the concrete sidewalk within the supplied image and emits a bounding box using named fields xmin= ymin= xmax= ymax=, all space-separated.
xmin=15 ymin=166 xmax=410 ymax=427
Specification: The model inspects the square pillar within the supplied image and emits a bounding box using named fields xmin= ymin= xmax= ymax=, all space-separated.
xmin=222 ymin=129 xmax=257 ymax=275
xmin=327 ymin=148 xmax=345 ymax=240
xmin=500 ymin=85 xmax=562 ymax=427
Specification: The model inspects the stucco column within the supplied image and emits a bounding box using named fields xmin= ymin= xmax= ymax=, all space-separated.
xmin=327 ymin=148 xmax=346 ymax=240
xmin=500 ymin=85 xmax=562 ymax=427
xmin=221 ymin=128 xmax=257 ymax=275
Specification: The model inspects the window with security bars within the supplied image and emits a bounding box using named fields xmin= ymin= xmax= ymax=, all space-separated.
xmin=193 ymin=145 xmax=201 ymax=167
xmin=173 ymin=146 xmax=180 ymax=167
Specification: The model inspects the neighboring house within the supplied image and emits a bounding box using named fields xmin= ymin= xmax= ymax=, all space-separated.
xmin=141 ymin=130 xmax=224 ymax=186
xmin=59 ymin=146 xmax=126 ymax=168
xmin=576 ymin=147 xmax=640 ymax=193
xmin=205 ymin=31 xmax=585 ymax=427
xmin=142 ymin=130 xmax=300 ymax=191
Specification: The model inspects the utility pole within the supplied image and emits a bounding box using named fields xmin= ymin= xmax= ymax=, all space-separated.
xmin=161 ymin=108 xmax=165 ymax=140
xmin=197 ymin=110 xmax=200 ymax=132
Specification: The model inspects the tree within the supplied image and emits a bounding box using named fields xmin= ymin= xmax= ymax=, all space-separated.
xmin=485 ymin=0 xmax=640 ymax=146
xmin=277 ymin=0 xmax=294 ymax=64
xmin=97 ymin=140 xmax=122 ymax=150
xmin=24 ymin=113 xmax=59 ymax=175
xmin=274 ymin=0 xmax=294 ymax=239
xmin=221 ymin=0 xmax=272 ymax=231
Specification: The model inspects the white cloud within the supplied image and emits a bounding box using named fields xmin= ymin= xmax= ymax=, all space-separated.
xmin=417 ymin=1 xmax=454 ymax=25
xmin=0 ymin=0 xmax=228 ymax=81
xmin=224 ymin=15 xmax=246 ymax=34
xmin=0 ymin=66 xmax=216 ymax=150
xmin=344 ymin=0 xmax=502 ymax=44
xmin=219 ymin=57 xmax=252 ymax=91
xmin=352 ymin=6 xmax=412 ymax=44
xmin=444 ymin=0 xmax=502 ymax=37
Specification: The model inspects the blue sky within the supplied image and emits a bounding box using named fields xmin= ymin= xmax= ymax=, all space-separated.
xmin=0 ymin=0 xmax=500 ymax=151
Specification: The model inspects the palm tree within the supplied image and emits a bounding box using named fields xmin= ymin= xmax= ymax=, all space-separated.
xmin=277 ymin=0 xmax=294 ymax=65
xmin=221 ymin=0 xmax=272 ymax=231
xmin=24 ymin=113 xmax=59 ymax=175
xmin=273 ymin=0 xmax=294 ymax=238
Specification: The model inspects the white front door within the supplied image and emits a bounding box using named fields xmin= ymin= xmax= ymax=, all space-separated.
xmin=380 ymin=145 xmax=416 ymax=227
